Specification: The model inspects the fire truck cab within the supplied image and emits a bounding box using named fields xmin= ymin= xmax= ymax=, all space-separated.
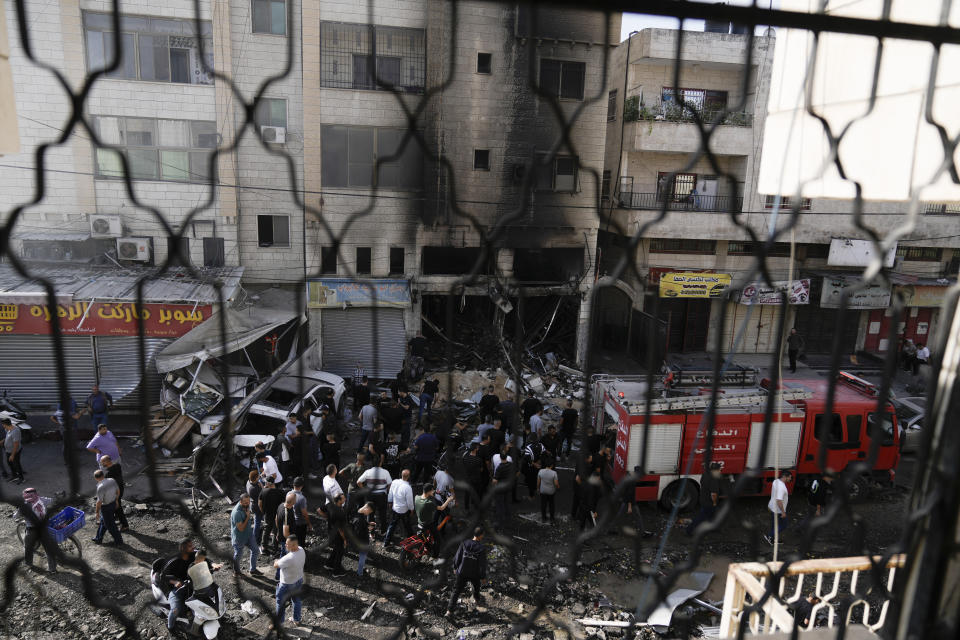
xmin=595 ymin=371 xmax=900 ymax=510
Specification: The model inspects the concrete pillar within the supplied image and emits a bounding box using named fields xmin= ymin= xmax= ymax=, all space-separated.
xmin=575 ymin=291 xmax=591 ymax=367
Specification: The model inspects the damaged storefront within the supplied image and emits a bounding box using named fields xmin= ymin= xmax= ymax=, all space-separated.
xmin=863 ymin=275 xmax=954 ymax=353
xmin=0 ymin=264 xmax=243 ymax=411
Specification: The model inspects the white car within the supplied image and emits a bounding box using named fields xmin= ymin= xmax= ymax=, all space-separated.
xmin=892 ymin=396 xmax=925 ymax=454
xmin=242 ymin=369 xmax=346 ymax=438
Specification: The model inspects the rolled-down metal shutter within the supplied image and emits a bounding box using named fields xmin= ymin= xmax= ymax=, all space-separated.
xmin=95 ymin=337 xmax=173 ymax=410
xmin=321 ymin=308 xmax=406 ymax=379
xmin=0 ymin=335 xmax=96 ymax=411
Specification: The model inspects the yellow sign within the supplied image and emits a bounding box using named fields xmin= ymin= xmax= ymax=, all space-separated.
xmin=659 ymin=272 xmax=732 ymax=298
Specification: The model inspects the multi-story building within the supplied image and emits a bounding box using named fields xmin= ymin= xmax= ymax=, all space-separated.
xmin=600 ymin=27 xmax=959 ymax=361
xmin=1 ymin=0 xmax=620 ymax=380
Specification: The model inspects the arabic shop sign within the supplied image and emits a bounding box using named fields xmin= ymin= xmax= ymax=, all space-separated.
xmin=0 ymin=301 xmax=212 ymax=337
xmin=659 ymin=272 xmax=732 ymax=299
xmin=820 ymin=276 xmax=891 ymax=309
xmin=307 ymin=278 xmax=411 ymax=309
xmin=739 ymin=279 xmax=811 ymax=305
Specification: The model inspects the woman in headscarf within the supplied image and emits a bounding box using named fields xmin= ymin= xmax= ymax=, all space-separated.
xmin=19 ymin=488 xmax=57 ymax=573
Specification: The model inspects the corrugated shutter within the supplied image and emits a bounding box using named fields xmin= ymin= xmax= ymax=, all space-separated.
xmin=95 ymin=336 xmax=173 ymax=410
xmin=0 ymin=335 xmax=96 ymax=410
xmin=747 ymin=421 xmax=802 ymax=469
xmin=321 ymin=308 xmax=406 ymax=379
xmin=628 ymin=423 xmax=683 ymax=475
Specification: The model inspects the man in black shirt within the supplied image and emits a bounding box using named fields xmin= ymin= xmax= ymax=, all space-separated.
xmin=418 ymin=377 xmax=440 ymax=426
xmin=584 ymin=426 xmax=603 ymax=457
xmin=570 ymin=451 xmax=593 ymax=519
xmin=161 ymin=538 xmax=219 ymax=631
xmin=488 ymin=418 xmax=506 ymax=452
xmin=380 ymin=400 xmax=404 ymax=440
xmin=323 ymin=493 xmax=348 ymax=576
xmin=100 ymin=455 xmax=128 ymax=531
xmin=578 ymin=472 xmax=602 ymax=531
xmin=408 ymin=332 xmax=427 ymax=358
xmin=461 ymin=443 xmax=484 ymax=513
xmin=541 ymin=425 xmax=561 ymax=460
xmin=353 ymin=376 xmax=371 ymax=415
xmin=559 ymin=400 xmax=578 ymax=458
xmin=397 ymin=390 xmax=415 ymax=451
xmin=492 ymin=445 xmax=515 ymax=528
xmin=496 ymin=399 xmax=517 ymax=435
xmin=478 ymin=386 xmax=499 ymax=421
xmin=477 ymin=433 xmax=496 ymax=493
xmin=520 ymin=391 xmax=543 ymax=430
xmin=258 ymin=479 xmax=285 ymax=555
xmin=685 ymin=462 xmax=722 ymax=536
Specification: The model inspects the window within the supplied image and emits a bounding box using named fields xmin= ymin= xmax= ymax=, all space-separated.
xmin=477 ymin=52 xmax=492 ymax=74
xmin=83 ymin=12 xmax=213 ymax=85
xmin=167 ymin=236 xmax=190 ymax=267
xmin=657 ymin=171 xmax=697 ymax=202
xmin=389 ymin=247 xmax=405 ymax=275
xmin=255 ymin=98 xmax=287 ymax=128
xmin=868 ymin=412 xmax=897 ymax=447
xmin=321 ymin=22 xmax=425 ymax=93
xmin=813 ymin=413 xmax=845 ymax=448
xmin=320 ymin=247 xmax=337 ymax=274
xmin=356 ymin=247 xmax=371 ymax=274
xmin=257 ymin=215 xmax=290 ymax=248
xmin=896 ymin=246 xmax=942 ymax=261
xmin=539 ymin=59 xmax=585 ymax=100
xmin=764 ymin=194 xmax=812 ymax=210
xmin=648 ymin=239 xmax=717 ymax=254
xmin=601 ymin=170 xmax=611 ymax=200
xmin=607 ymin=89 xmax=618 ymax=121
xmin=923 ymin=202 xmax=960 ymax=214
xmin=253 ymin=0 xmax=286 ymax=35
xmin=727 ymin=242 xmax=793 ymax=257
xmin=803 ymin=243 xmax=831 ymax=259
xmin=93 ymin=116 xmax=216 ymax=182
xmin=321 ymin=125 xmax=423 ymax=189
xmin=203 ymin=237 xmax=225 ymax=267
xmin=661 ymin=87 xmax=728 ymax=117
xmin=536 ymin=154 xmax=579 ymax=192
xmin=474 ymin=149 xmax=490 ymax=171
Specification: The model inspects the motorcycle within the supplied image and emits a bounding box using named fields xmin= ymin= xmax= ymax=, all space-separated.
xmin=397 ymin=510 xmax=456 ymax=571
xmin=150 ymin=558 xmax=226 ymax=639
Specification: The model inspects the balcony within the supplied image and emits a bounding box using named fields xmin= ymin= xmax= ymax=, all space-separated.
xmin=625 ymin=99 xmax=754 ymax=156
xmin=719 ymin=554 xmax=905 ymax=638
xmin=619 ymin=191 xmax=743 ymax=212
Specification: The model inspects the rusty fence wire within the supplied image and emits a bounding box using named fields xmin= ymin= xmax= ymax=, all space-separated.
xmin=1 ymin=0 xmax=960 ymax=638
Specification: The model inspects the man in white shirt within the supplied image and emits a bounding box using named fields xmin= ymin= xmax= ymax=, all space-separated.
xmin=491 ymin=449 xmax=513 ymax=475
xmin=383 ymin=468 xmax=414 ymax=546
xmin=357 ymin=462 xmax=392 ymax=533
xmin=273 ymin=535 xmax=306 ymax=625
xmin=433 ymin=466 xmax=455 ymax=503
xmin=322 ymin=464 xmax=343 ymax=505
xmin=764 ymin=470 xmax=793 ymax=545
xmin=257 ymin=451 xmax=283 ymax=486
xmin=914 ymin=343 xmax=930 ymax=375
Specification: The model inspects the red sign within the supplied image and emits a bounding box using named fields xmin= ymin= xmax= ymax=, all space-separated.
xmin=0 ymin=301 xmax=213 ymax=337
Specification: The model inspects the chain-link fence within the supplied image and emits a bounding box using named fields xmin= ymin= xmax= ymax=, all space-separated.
xmin=1 ymin=0 xmax=959 ymax=638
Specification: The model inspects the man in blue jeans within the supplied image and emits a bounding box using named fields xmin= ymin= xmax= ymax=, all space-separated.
xmin=417 ymin=378 xmax=439 ymax=426
xmin=92 ymin=469 xmax=123 ymax=545
xmin=231 ymin=493 xmax=260 ymax=574
xmin=85 ymin=384 xmax=112 ymax=429
xmin=274 ymin=534 xmax=306 ymax=625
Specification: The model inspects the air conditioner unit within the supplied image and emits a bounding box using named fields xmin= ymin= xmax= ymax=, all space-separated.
xmin=261 ymin=126 xmax=286 ymax=144
xmin=116 ymin=237 xmax=151 ymax=262
xmin=89 ymin=213 xmax=122 ymax=237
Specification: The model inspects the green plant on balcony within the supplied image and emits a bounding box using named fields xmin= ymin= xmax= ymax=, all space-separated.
xmin=624 ymin=95 xmax=640 ymax=122
xmin=723 ymin=111 xmax=753 ymax=126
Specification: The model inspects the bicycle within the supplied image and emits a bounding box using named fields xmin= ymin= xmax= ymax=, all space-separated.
xmin=13 ymin=499 xmax=85 ymax=560
xmin=397 ymin=511 xmax=456 ymax=571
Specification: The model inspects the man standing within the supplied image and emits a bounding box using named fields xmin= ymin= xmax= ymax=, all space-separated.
xmin=246 ymin=470 xmax=264 ymax=546
xmin=541 ymin=424 xmax=561 ymax=460
xmin=85 ymin=384 xmax=113 ymax=428
xmin=685 ymin=462 xmax=722 ymax=536
xmin=356 ymin=455 xmax=392 ymax=533
xmin=415 ymin=482 xmax=454 ymax=546
xmin=339 ymin=452 xmax=368 ymax=511
xmin=764 ymin=470 xmax=793 ymax=545
xmin=100 ymin=455 xmax=129 ymax=531
xmin=786 ymin=329 xmax=805 ymax=374
xmin=50 ymin=397 xmax=79 ymax=457
xmin=915 ymin=343 xmax=930 ymax=375
xmin=257 ymin=450 xmax=283 ymax=486
xmin=537 ymin=456 xmax=559 ymax=523
xmin=444 ymin=527 xmax=488 ymax=618
xmin=520 ymin=391 xmax=542 ymax=430
xmin=358 ymin=398 xmax=378 ymax=452
xmin=412 ymin=424 xmax=439 ymax=483
xmin=418 ymin=377 xmax=440 ymax=426
xmin=352 ymin=502 xmax=376 ymax=577
xmin=528 ymin=408 xmax=545 ymax=438
xmin=384 ymin=468 xmax=414 ymax=546
xmin=3 ymin=419 xmax=25 ymax=484
xmin=231 ymin=493 xmax=261 ymax=574
xmin=408 ymin=331 xmax=427 ymax=359
xmin=522 ymin=434 xmax=545 ymax=499
xmin=92 ymin=469 xmax=123 ymax=545
xmin=323 ymin=493 xmax=348 ymax=576
xmin=86 ymin=423 xmax=121 ymax=469
xmin=559 ymin=400 xmax=578 ymax=458
xmin=478 ymin=386 xmax=499 ymax=421
xmin=290 ymin=477 xmax=314 ymax=548
xmin=258 ymin=478 xmax=284 ymax=555
xmin=397 ymin=389 xmax=415 ymax=452
xmin=807 ymin=472 xmax=835 ymax=518
xmin=353 ymin=374 xmax=371 ymax=416
xmin=491 ymin=446 xmax=515 ymax=528
xmin=274 ymin=535 xmax=306 ymax=626
xmin=461 ymin=443 xmax=484 ymax=514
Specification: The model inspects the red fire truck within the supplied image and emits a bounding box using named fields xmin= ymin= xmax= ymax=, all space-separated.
xmin=594 ymin=371 xmax=900 ymax=509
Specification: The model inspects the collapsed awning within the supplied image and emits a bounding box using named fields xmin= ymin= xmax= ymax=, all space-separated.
xmin=156 ymin=289 xmax=302 ymax=373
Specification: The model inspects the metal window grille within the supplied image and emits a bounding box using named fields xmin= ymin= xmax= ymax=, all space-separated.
xmin=320 ymin=21 xmax=425 ymax=93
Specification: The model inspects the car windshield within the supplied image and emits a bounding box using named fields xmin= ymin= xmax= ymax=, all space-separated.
xmin=895 ymin=404 xmax=920 ymax=423
xmin=262 ymin=387 xmax=300 ymax=408
xmin=241 ymin=412 xmax=286 ymax=436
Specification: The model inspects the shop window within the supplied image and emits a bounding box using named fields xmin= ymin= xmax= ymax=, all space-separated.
xmin=539 ymin=59 xmax=585 ymax=100
xmin=476 ymin=52 xmax=492 ymax=74
xmin=83 ymin=12 xmax=213 ymax=85
xmin=321 ymin=247 xmax=337 ymax=274
xmin=356 ymin=246 xmax=371 ymax=274
xmin=257 ymin=215 xmax=290 ymax=248
xmin=389 ymin=247 xmax=405 ymax=275
xmin=253 ymin=0 xmax=286 ymax=35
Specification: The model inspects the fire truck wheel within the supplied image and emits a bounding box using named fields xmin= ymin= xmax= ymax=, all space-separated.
xmin=659 ymin=480 xmax=699 ymax=513
xmin=846 ymin=475 xmax=869 ymax=502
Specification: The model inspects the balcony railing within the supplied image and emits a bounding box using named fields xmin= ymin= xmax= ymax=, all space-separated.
xmin=719 ymin=554 xmax=905 ymax=638
xmin=619 ymin=191 xmax=743 ymax=212
xmin=922 ymin=202 xmax=960 ymax=214
xmin=624 ymin=97 xmax=754 ymax=127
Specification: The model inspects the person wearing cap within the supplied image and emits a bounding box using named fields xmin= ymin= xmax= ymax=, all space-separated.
xmin=20 ymin=487 xmax=56 ymax=573
xmin=257 ymin=450 xmax=283 ymax=486
xmin=3 ymin=418 xmax=25 ymax=484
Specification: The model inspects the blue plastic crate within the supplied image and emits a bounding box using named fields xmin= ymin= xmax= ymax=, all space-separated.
xmin=48 ymin=507 xmax=85 ymax=544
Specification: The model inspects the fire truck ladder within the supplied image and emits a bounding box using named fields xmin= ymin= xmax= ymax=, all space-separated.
xmin=625 ymin=388 xmax=813 ymax=414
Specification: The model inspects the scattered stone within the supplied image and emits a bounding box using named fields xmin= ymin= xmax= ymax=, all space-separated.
xmin=571 ymin=603 xmax=587 ymax=616
xmin=155 ymin=524 xmax=168 ymax=533
xmin=134 ymin=504 xmax=149 ymax=512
